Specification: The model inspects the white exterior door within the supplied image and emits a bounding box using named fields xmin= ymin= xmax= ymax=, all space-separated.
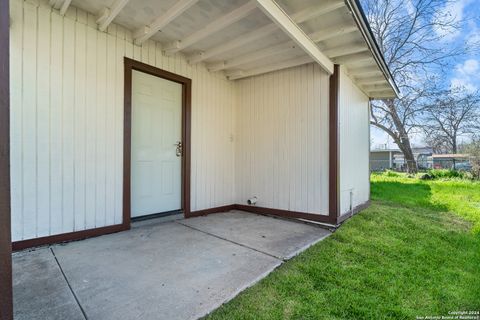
xmin=131 ymin=70 xmax=183 ymax=217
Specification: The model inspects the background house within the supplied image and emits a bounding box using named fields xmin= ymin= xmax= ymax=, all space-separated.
xmin=370 ymin=149 xmax=401 ymax=171
xmin=370 ymin=146 xmax=433 ymax=171
xmin=430 ymin=154 xmax=471 ymax=170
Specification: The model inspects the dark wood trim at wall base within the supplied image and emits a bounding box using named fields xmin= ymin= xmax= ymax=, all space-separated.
xmin=0 ymin=0 xmax=12 ymax=317
xmin=11 ymin=201 xmax=371 ymax=252
xmin=189 ymin=205 xmax=237 ymax=218
xmin=12 ymin=224 xmax=130 ymax=252
xmin=235 ymin=205 xmax=333 ymax=224
xmin=336 ymin=200 xmax=371 ymax=224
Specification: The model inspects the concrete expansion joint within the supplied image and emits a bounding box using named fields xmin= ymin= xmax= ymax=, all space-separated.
xmin=174 ymin=220 xmax=284 ymax=261
xmin=50 ymin=248 xmax=89 ymax=320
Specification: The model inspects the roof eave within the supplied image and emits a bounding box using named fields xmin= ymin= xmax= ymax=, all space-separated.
xmin=344 ymin=0 xmax=400 ymax=98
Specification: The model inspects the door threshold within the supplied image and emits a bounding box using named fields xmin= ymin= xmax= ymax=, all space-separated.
xmin=131 ymin=210 xmax=184 ymax=222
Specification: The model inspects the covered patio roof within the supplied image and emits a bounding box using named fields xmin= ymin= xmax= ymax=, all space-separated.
xmin=50 ymin=0 xmax=398 ymax=99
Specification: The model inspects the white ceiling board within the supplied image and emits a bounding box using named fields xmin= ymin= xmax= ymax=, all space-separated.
xmin=230 ymin=49 xmax=307 ymax=71
xmin=173 ymin=9 xmax=271 ymax=54
xmin=133 ymin=0 xmax=200 ymax=44
xmin=70 ymin=0 xmax=395 ymax=94
xmin=228 ymin=55 xmax=313 ymax=80
xmin=300 ymin=7 xmax=354 ymax=36
xmin=204 ymin=30 xmax=290 ymax=63
xmin=153 ymin=0 xmax=249 ymax=42
xmin=72 ymin=0 xmax=112 ymax=17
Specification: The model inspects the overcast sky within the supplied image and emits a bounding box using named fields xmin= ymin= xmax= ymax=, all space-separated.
xmin=370 ymin=0 xmax=480 ymax=150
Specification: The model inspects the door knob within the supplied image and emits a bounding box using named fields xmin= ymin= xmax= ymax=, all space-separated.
xmin=175 ymin=141 xmax=183 ymax=157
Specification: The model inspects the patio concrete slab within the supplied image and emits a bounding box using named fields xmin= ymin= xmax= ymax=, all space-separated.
xmin=179 ymin=210 xmax=331 ymax=260
xmin=51 ymin=221 xmax=281 ymax=320
xmin=12 ymin=248 xmax=84 ymax=320
xmin=12 ymin=211 xmax=331 ymax=320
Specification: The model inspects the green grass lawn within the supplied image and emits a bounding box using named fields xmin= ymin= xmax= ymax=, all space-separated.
xmin=205 ymin=174 xmax=480 ymax=320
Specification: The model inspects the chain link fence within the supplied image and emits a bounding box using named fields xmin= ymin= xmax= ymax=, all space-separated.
xmin=370 ymin=158 xmax=473 ymax=172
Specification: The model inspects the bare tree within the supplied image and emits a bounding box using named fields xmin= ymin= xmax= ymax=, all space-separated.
xmin=370 ymin=87 xmax=429 ymax=172
xmin=362 ymin=0 xmax=466 ymax=172
xmin=423 ymin=89 xmax=480 ymax=154
xmin=461 ymin=137 xmax=480 ymax=179
xmin=424 ymin=133 xmax=450 ymax=154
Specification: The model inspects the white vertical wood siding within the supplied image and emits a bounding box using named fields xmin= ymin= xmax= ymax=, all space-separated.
xmin=235 ymin=63 xmax=330 ymax=215
xmin=338 ymin=66 xmax=370 ymax=215
xmin=9 ymin=0 xmax=236 ymax=241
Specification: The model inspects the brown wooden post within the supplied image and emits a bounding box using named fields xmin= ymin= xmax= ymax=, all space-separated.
xmin=329 ymin=64 xmax=340 ymax=224
xmin=0 ymin=0 xmax=13 ymax=317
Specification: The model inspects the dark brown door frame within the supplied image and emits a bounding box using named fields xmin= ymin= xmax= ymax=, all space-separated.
xmin=123 ymin=57 xmax=192 ymax=226
xmin=0 ymin=0 xmax=13 ymax=318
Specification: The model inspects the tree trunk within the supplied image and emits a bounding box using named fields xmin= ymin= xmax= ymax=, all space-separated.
xmin=400 ymin=144 xmax=417 ymax=173
xmin=386 ymin=100 xmax=418 ymax=173
xmin=452 ymin=138 xmax=457 ymax=170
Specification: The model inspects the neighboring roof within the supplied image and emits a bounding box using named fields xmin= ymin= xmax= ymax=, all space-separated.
xmin=65 ymin=0 xmax=397 ymax=97
xmin=371 ymin=146 xmax=433 ymax=153
xmin=432 ymin=154 xmax=470 ymax=159
xmin=370 ymin=149 xmax=400 ymax=153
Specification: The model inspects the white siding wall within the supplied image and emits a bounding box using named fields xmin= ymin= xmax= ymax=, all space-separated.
xmin=235 ymin=63 xmax=330 ymax=215
xmin=339 ymin=66 xmax=370 ymax=215
xmin=9 ymin=0 xmax=236 ymax=241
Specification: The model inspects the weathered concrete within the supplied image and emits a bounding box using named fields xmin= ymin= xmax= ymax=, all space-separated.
xmin=13 ymin=211 xmax=331 ymax=320
xmin=179 ymin=211 xmax=331 ymax=260
xmin=52 ymin=221 xmax=281 ymax=320
xmin=12 ymin=248 xmax=84 ymax=320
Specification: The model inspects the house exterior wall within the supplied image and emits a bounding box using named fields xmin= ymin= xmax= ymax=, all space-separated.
xmin=338 ymin=66 xmax=370 ymax=215
xmin=235 ymin=63 xmax=330 ymax=215
xmin=370 ymin=151 xmax=391 ymax=171
xmin=9 ymin=0 xmax=236 ymax=242
xmin=9 ymin=0 xmax=376 ymax=242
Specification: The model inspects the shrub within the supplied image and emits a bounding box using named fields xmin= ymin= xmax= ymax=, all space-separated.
xmin=461 ymin=138 xmax=480 ymax=180
xmin=419 ymin=173 xmax=434 ymax=180
xmin=426 ymin=169 xmax=470 ymax=180
xmin=383 ymin=170 xmax=400 ymax=177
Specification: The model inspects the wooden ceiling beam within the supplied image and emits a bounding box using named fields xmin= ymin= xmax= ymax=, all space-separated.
xmin=133 ymin=0 xmax=199 ymax=45
xmin=228 ymin=55 xmax=313 ymax=80
xmin=49 ymin=0 xmax=62 ymax=10
xmin=356 ymin=76 xmax=387 ymax=86
xmin=187 ymin=23 xmax=278 ymax=64
xmin=361 ymin=83 xmax=391 ymax=91
xmin=309 ymin=25 xmax=357 ymax=43
xmin=96 ymin=0 xmax=130 ymax=32
xmin=324 ymin=44 xmax=368 ymax=58
xmin=164 ymin=1 xmax=257 ymax=54
xmin=254 ymin=0 xmax=333 ymax=74
xmin=207 ymin=41 xmax=297 ymax=72
xmin=59 ymin=0 xmax=72 ymax=16
xmin=188 ymin=0 xmax=345 ymax=64
xmin=292 ymin=0 xmax=345 ymax=24
xmin=331 ymin=51 xmax=372 ymax=64
xmin=348 ymin=66 xmax=382 ymax=76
